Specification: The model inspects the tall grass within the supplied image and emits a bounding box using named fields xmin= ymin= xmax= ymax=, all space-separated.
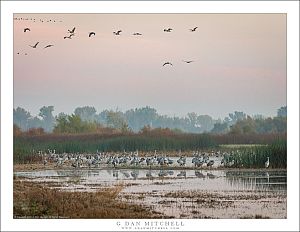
xmin=14 ymin=133 xmax=217 ymax=163
xmin=228 ymin=140 xmax=286 ymax=168
xmin=14 ymin=132 xmax=287 ymax=167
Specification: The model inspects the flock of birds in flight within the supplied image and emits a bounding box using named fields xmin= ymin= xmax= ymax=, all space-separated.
xmin=16 ymin=17 xmax=198 ymax=66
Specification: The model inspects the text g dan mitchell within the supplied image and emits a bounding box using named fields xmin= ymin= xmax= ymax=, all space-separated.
xmin=116 ymin=221 xmax=184 ymax=230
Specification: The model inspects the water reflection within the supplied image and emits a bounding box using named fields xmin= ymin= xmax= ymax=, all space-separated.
xmin=225 ymin=171 xmax=287 ymax=191
xmin=15 ymin=169 xmax=286 ymax=192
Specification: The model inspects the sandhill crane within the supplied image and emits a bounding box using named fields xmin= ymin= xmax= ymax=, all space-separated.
xmin=29 ymin=42 xmax=39 ymax=48
xmin=177 ymin=171 xmax=186 ymax=178
xmin=265 ymin=157 xmax=270 ymax=168
xmin=133 ymin=32 xmax=142 ymax=36
xmin=207 ymin=160 xmax=215 ymax=168
xmin=163 ymin=62 xmax=173 ymax=66
xmin=190 ymin=27 xmax=198 ymax=32
xmin=64 ymin=33 xmax=74 ymax=39
xmin=177 ymin=156 xmax=186 ymax=166
xmin=183 ymin=60 xmax=194 ymax=64
xmin=44 ymin=44 xmax=54 ymax=49
xmin=113 ymin=30 xmax=122 ymax=35
xmin=68 ymin=27 xmax=76 ymax=33
xmin=195 ymin=171 xmax=205 ymax=178
xmin=24 ymin=28 xmax=30 ymax=32
xmin=43 ymin=158 xmax=48 ymax=166
xmin=164 ymin=28 xmax=173 ymax=32
xmin=89 ymin=32 xmax=95 ymax=37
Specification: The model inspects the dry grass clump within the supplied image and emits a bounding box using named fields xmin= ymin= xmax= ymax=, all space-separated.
xmin=13 ymin=180 xmax=162 ymax=219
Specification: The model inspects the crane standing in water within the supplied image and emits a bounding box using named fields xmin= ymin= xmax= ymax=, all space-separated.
xmin=265 ymin=157 xmax=270 ymax=168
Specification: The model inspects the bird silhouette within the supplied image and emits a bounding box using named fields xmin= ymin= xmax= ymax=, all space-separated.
xmin=29 ymin=42 xmax=39 ymax=48
xmin=24 ymin=28 xmax=30 ymax=32
xmin=44 ymin=44 xmax=54 ymax=49
xmin=113 ymin=30 xmax=122 ymax=35
xmin=133 ymin=32 xmax=142 ymax=36
xmin=68 ymin=27 xmax=76 ymax=34
xmin=164 ymin=28 xmax=173 ymax=32
xmin=190 ymin=27 xmax=198 ymax=32
xmin=183 ymin=60 xmax=194 ymax=63
xmin=89 ymin=32 xmax=96 ymax=37
xmin=163 ymin=62 xmax=173 ymax=66
xmin=64 ymin=33 xmax=74 ymax=39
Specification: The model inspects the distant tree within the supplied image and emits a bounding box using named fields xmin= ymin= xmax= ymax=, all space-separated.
xmin=277 ymin=106 xmax=287 ymax=117
xmin=13 ymin=107 xmax=31 ymax=131
xmin=54 ymin=113 xmax=69 ymax=133
xmin=211 ymin=122 xmax=229 ymax=134
xmin=272 ymin=116 xmax=287 ymax=133
xmin=67 ymin=114 xmax=83 ymax=133
xmin=197 ymin=115 xmax=214 ymax=132
xmin=96 ymin=110 xmax=109 ymax=125
xmin=252 ymin=114 xmax=265 ymax=120
xmin=227 ymin=111 xmax=246 ymax=125
xmin=28 ymin=116 xmax=43 ymax=129
xmin=39 ymin=106 xmax=55 ymax=132
xmin=230 ymin=116 xmax=256 ymax=134
xmin=74 ymin=106 xmax=97 ymax=122
xmin=125 ymin=106 xmax=158 ymax=132
xmin=106 ymin=110 xmax=128 ymax=130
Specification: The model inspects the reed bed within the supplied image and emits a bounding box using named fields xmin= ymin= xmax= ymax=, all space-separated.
xmin=226 ymin=140 xmax=286 ymax=168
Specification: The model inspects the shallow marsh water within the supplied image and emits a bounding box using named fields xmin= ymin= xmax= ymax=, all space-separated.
xmin=15 ymin=168 xmax=286 ymax=219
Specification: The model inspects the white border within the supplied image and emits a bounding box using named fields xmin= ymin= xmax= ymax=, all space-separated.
xmin=1 ymin=1 xmax=299 ymax=231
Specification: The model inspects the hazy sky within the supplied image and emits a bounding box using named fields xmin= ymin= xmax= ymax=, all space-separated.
xmin=14 ymin=14 xmax=286 ymax=118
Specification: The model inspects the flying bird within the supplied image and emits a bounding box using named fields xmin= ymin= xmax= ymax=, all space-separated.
xmin=113 ymin=30 xmax=122 ymax=35
xmin=190 ymin=27 xmax=198 ymax=32
xmin=163 ymin=62 xmax=173 ymax=66
xmin=133 ymin=32 xmax=142 ymax=36
xmin=89 ymin=32 xmax=96 ymax=37
xmin=29 ymin=42 xmax=39 ymax=48
xmin=64 ymin=33 xmax=75 ymax=39
xmin=24 ymin=28 xmax=30 ymax=32
xmin=68 ymin=27 xmax=76 ymax=33
xmin=44 ymin=44 xmax=54 ymax=49
xmin=182 ymin=60 xmax=194 ymax=63
xmin=164 ymin=28 xmax=173 ymax=32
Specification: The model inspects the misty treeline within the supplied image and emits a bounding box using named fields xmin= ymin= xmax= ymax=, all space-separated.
xmin=13 ymin=105 xmax=287 ymax=135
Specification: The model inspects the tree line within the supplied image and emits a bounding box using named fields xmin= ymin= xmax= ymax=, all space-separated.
xmin=13 ymin=105 xmax=287 ymax=135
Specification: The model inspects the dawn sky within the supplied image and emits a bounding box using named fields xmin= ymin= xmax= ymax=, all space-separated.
xmin=14 ymin=14 xmax=286 ymax=118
